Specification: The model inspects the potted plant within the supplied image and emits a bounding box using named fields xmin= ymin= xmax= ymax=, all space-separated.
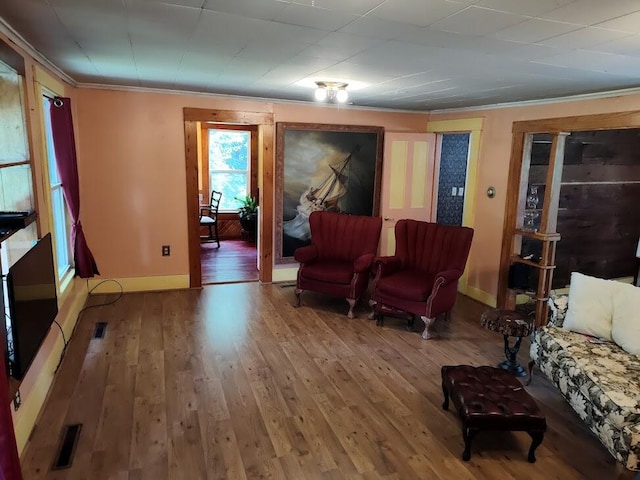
xmin=235 ymin=195 xmax=258 ymax=236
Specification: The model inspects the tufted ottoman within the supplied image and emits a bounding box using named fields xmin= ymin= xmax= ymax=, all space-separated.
xmin=441 ymin=365 xmax=546 ymax=462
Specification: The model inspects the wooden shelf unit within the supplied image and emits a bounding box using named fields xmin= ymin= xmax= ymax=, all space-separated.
xmin=498 ymin=132 xmax=568 ymax=327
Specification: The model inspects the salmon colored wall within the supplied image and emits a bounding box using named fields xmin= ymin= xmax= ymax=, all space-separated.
xmin=75 ymin=88 xmax=427 ymax=280
xmin=429 ymin=93 xmax=640 ymax=302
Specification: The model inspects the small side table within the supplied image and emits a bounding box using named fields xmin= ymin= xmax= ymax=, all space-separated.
xmin=481 ymin=309 xmax=535 ymax=377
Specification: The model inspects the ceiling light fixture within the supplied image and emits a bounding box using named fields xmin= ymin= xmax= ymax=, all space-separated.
xmin=314 ymin=81 xmax=349 ymax=103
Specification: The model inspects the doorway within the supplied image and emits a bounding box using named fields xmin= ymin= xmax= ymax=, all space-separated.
xmin=435 ymin=133 xmax=471 ymax=226
xmin=199 ymin=124 xmax=259 ymax=284
xmin=184 ymin=108 xmax=275 ymax=288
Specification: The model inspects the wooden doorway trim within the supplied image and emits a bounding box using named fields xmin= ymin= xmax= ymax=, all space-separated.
xmin=497 ymin=110 xmax=640 ymax=308
xmin=184 ymin=108 xmax=274 ymax=287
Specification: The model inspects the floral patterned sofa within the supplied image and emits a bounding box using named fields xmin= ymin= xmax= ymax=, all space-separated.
xmin=529 ymin=295 xmax=640 ymax=471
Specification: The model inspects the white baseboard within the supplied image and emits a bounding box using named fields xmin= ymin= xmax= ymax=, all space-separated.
xmin=87 ymin=274 xmax=190 ymax=294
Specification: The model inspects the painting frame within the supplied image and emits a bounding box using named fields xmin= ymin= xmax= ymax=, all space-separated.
xmin=275 ymin=122 xmax=384 ymax=265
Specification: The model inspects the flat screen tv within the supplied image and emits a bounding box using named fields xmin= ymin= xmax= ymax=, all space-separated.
xmin=6 ymin=233 xmax=58 ymax=380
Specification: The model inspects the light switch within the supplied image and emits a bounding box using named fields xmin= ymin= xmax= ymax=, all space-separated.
xmin=458 ymin=187 xmax=464 ymax=196
xmin=451 ymin=187 xmax=457 ymax=196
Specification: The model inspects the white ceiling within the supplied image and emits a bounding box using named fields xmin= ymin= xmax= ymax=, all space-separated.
xmin=1 ymin=0 xmax=640 ymax=111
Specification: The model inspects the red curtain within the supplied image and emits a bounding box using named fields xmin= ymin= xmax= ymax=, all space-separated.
xmin=49 ymin=97 xmax=99 ymax=278
xmin=0 ymin=347 xmax=22 ymax=480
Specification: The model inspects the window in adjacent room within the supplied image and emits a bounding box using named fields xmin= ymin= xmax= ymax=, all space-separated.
xmin=42 ymin=96 xmax=72 ymax=279
xmin=207 ymin=129 xmax=251 ymax=211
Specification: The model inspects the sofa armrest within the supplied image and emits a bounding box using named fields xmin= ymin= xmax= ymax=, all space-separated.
xmin=548 ymin=294 xmax=569 ymax=327
xmin=294 ymin=245 xmax=319 ymax=264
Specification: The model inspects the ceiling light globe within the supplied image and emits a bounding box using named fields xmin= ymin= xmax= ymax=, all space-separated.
xmin=336 ymin=89 xmax=348 ymax=103
xmin=314 ymin=87 xmax=327 ymax=101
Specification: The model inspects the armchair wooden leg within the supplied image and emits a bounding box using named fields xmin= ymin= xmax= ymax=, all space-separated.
xmin=294 ymin=289 xmax=302 ymax=307
xmin=420 ymin=316 xmax=435 ymax=340
xmin=368 ymin=299 xmax=377 ymax=320
xmin=346 ymin=298 xmax=356 ymax=319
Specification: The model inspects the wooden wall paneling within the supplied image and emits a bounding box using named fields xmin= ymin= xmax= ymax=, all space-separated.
xmin=554 ymin=183 xmax=640 ymax=286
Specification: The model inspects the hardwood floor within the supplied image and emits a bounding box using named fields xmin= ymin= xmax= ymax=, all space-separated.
xmin=20 ymin=284 xmax=632 ymax=479
xmin=201 ymin=239 xmax=258 ymax=284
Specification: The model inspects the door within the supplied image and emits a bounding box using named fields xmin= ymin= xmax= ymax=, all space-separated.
xmin=434 ymin=133 xmax=471 ymax=226
xmin=379 ymin=133 xmax=436 ymax=255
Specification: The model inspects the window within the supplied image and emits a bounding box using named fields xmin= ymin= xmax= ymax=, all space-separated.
xmin=42 ymin=96 xmax=72 ymax=279
xmin=208 ymin=129 xmax=250 ymax=211
xmin=0 ymin=59 xmax=37 ymax=353
xmin=0 ymin=60 xmax=37 ymax=265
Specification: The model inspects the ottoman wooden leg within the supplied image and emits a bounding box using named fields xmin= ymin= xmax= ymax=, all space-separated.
xmin=442 ymin=383 xmax=450 ymax=410
xmin=462 ymin=426 xmax=478 ymax=461
xmin=526 ymin=360 xmax=535 ymax=386
xmin=527 ymin=431 xmax=544 ymax=463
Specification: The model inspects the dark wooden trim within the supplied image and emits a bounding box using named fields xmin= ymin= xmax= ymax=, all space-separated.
xmin=259 ymin=124 xmax=274 ymax=282
xmin=539 ymin=133 xmax=569 ymax=234
xmin=513 ymin=111 xmax=640 ymax=134
xmin=250 ymin=127 xmax=259 ymax=198
xmin=185 ymin=120 xmax=201 ymax=288
xmin=184 ymin=108 xmax=274 ymax=287
xmin=0 ymin=160 xmax=31 ymax=169
xmin=497 ymin=132 xmax=526 ymax=309
xmin=200 ymin=124 xmax=209 ymax=200
xmin=184 ymin=108 xmax=273 ymax=125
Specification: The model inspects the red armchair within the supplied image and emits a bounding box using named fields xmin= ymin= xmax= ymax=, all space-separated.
xmin=294 ymin=211 xmax=382 ymax=318
xmin=369 ymin=220 xmax=473 ymax=339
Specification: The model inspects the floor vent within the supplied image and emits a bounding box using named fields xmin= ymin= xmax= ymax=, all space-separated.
xmin=52 ymin=424 xmax=82 ymax=470
xmin=93 ymin=322 xmax=107 ymax=339
xmin=279 ymin=283 xmax=296 ymax=288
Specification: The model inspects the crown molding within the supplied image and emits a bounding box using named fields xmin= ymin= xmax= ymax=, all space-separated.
xmin=0 ymin=16 xmax=76 ymax=86
xmin=76 ymin=82 xmax=428 ymax=114
xmin=429 ymin=86 xmax=640 ymax=114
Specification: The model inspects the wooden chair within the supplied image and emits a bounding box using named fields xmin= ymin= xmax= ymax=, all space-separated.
xmin=200 ymin=190 xmax=221 ymax=247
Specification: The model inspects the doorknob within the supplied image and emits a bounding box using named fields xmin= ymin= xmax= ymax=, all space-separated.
xmin=383 ymin=217 xmax=395 ymax=221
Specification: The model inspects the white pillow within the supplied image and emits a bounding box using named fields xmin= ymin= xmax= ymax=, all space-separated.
xmin=563 ymin=272 xmax=621 ymax=340
xmin=612 ymin=283 xmax=640 ymax=355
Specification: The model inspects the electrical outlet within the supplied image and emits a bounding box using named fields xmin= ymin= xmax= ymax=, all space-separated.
xmin=162 ymin=245 xmax=171 ymax=256
xmin=13 ymin=389 xmax=21 ymax=410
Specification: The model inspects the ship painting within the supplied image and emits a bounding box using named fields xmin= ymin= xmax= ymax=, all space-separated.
xmin=277 ymin=124 xmax=384 ymax=262
xmin=283 ymin=146 xmax=359 ymax=242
